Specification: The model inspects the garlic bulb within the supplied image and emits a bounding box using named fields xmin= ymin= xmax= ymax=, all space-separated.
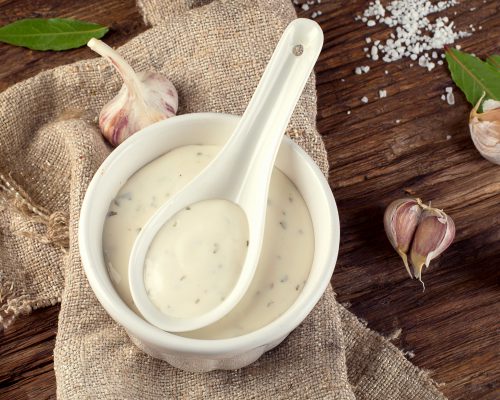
xmin=88 ymin=38 xmax=178 ymax=146
xmin=469 ymin=93 xmax=500 ymax=165
xmin=384 ymin=198 xmax=455 ymax=286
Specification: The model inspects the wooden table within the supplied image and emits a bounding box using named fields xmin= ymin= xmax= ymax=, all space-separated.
xmin=0 ymin=0 xmax=499 ymax=399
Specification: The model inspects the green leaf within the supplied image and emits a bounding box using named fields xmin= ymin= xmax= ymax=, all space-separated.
xmin=486 ymin=55 xmax=500 ymax=71
xmin=0 ymin=18 xmax=108 ymax=51
xmin=445 ymin=48 xmax=500 ymax=111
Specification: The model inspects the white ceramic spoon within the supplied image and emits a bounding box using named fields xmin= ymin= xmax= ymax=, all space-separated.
xmin=129 ymin=18 xmax=324 ymax=332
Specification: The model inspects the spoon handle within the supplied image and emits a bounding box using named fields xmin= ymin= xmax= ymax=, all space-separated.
xmin=217 ymin=18 xmax=324 ymax=205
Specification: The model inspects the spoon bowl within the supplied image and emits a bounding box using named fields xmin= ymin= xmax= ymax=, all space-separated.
xmin=129 ymin=18 xmax=324 ymax=332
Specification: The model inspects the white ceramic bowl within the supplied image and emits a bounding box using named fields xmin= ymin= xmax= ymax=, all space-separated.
xmin=79 ymin=113 xmax=339 ymax=372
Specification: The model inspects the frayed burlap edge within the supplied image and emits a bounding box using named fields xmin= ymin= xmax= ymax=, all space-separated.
xmin=0 ymin=172 xmax=67 ymax=330
xmin=0 ymin=172 xmax=69 ymax=251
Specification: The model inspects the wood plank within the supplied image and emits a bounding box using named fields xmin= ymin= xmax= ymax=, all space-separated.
xmin=0 ymin=0 xmax=499 ymax=399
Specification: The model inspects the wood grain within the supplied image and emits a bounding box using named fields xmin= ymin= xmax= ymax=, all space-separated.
xmin=0 ymin=1 xmax=499 ymax=399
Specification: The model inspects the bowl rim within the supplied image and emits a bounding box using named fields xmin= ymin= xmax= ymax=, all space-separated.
xmin=79 ymin=112 xmax=339 ymax=355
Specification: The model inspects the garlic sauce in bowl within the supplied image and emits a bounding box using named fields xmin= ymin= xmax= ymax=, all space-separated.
xmin=79 ymin=113 xmax=339 ymax=371
xmin=103 ymin=144 xmax=314 ymax=339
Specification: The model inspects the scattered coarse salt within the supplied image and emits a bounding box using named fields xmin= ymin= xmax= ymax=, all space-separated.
xmin=446 ymin=135 xmax=452 ymax=140
xmin=347 ymin=110 xmax=352 ymax=115
xmin=355 ymin=0 xmax=471 ymax=71
xmin=379 ymin=89 xmax=387 ymax=98
xmin=366 ymin=37 xmax=372 ymax=43
xmin=396 ymin=119 xmax=401 ymax=123
xmin=355 ymin=65 xmax=370 ymax=75
xmin=361 ymin=96 xmax=369 ymax=103
xmin=441 ymin=94 xmax=446 ymax=101
xmin=445 ymin=86 xmax=453 ymax=93
xmin=293 ymin=1 xmax=323 ymax=20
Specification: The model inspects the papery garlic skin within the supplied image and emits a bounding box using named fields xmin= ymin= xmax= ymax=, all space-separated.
xmin=469 ymin=94 xmax=500 ymax=165
xmin=383 ymin=198 xmax=422 ymax=277
xmin=409 ymin=208 xmax=455 ymax=282
xmin=88 ymin=39 xmax=178 ymax=146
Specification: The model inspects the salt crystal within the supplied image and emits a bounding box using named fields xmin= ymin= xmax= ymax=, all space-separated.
xmin=441 ymin=94 xmax=446 ymax=101
xmin=446 ymin=92 xmax=455 ymax=105
xmin=301 ymin=4 xmax=310 ymax=11
xmin=396 ymin=119 xmax=401 ymax=123
xmin=379 ymin=89 xmax=387 ymax=98
xmin=366 ymin=37 xmax=372 ymax=44
xmin=384 ymin=70 xmax=389 ymax=74
xmin=445 ymin=86 xmax=453 ymax=93
xmin=347 ymin=110 xmax=351 ymax=115
xmin=446 ymin=135 xmax=452 ymax=140
xmin=361 ymin=96 xmax=369 ymax=103
xmin=367 ymin=20 xmax=376 ymax=27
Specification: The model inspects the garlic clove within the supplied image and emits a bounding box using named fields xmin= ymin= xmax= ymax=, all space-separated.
xmin=410 ymin=207 xmax=455 ymax=283
xmin=88 ymin=38 xmax=178 ymax=146
xmin=469 ymin=93 xmax=500 ymax=165
xmin=384 ymin=198 xmax=422 ymax=277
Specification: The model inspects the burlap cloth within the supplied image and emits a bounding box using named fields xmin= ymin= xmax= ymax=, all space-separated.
xmin=0 ymin=0 xmax=447 ymax=398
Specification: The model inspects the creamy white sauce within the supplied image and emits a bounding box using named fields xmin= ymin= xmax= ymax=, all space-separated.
xmin=103 ymin=144 xmax=314 ymax=339
xmin=144 ymin=199 xmax=248 ymax=318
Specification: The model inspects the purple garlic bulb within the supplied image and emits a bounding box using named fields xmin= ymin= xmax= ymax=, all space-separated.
xmin=88 ymin=38 xmax=178 ymax=146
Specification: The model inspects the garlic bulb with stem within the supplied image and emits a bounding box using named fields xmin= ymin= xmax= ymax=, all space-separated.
xmin=384 ymin=198 xmax=455 ymax=288
xmin=88 ymin=38 xmax=178 ymax=146
xmin=469 ymin=93 xmax=500 ymax=165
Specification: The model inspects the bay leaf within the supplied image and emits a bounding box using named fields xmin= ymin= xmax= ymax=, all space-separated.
xmin=486 ymin=54 xmax=500 ymax=71
xmin=0 ymin=18 xmax=108 ymax=51
xmin=445 ymin=48 xmax=500 ymax=111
